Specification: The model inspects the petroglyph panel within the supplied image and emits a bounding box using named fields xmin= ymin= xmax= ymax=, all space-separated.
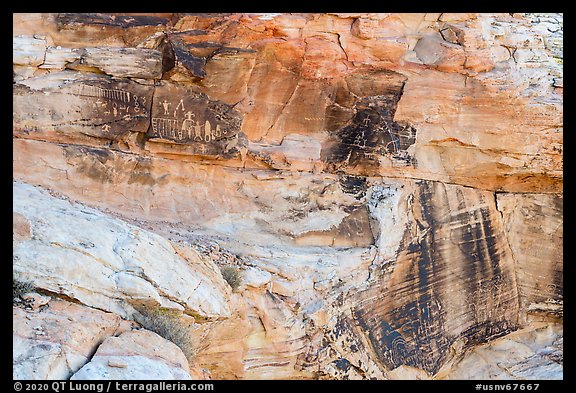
xmin=323 ymin=84 xmax=417 ymax=173
xmin=13 ymin=72 xmax=153 ymax=141
xmin=148 ymin=83 xmax=243 ymax=157
xmin=322 ymin=71 xmax=417 ymax=173
xmin=350 ymin=180 xmax=519 ymax=374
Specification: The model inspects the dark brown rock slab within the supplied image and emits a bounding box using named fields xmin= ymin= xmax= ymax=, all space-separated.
xmin=147 ymin=83 xmax=244 ymax=158
xmin=349 ymin=181 xmax=519 ymax=375
xmin=13 ymin=71 xmax=153 ymax=143
xmin=322 ymin=70 xmax=417 ymax=173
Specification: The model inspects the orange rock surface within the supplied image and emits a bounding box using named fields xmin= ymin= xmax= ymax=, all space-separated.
xmin=13 ymin=12 xmax=562 ymax=380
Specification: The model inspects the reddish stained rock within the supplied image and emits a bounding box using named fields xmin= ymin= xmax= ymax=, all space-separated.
xmin=12 ymin=12 xmax=562 ymax=380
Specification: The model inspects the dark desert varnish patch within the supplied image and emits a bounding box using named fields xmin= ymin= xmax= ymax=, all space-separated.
xmin=350 ymin=181 xmax=519 ymax=375
xmin=338 ymin=174 xmax=368 ymax=200
xmin=56 ymin=13 xmax=170 ymax=28
xmin=322 ymin=70 xmax=417 ymax=173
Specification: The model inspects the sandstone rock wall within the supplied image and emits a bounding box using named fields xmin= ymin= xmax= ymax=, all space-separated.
xmin=13 ymin=13 xmax=562 ymax=380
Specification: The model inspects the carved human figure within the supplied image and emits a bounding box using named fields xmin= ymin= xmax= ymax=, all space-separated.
xmin=194 ymin=120 xmax=203 ymax=141
xmin=181 ymin=111 xmax=195 ymax=140
xmin=214 ymin=124 xmax=222 ymax=138
xmin=162 ymin=100 xmax=171 ymax=115
xmin=362 ymin=115 xmax=371 ymax=126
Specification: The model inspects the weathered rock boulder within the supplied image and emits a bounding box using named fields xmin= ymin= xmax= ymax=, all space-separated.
xmin=13 ymin=298 xmax=131 ymax=379
xmin=438 ymin=322 xmax=563 ymax=379
xmin=70 ymin=330 xmax=194 ymax=380
xmin=13 ymin=181 xmax=232 ymax=320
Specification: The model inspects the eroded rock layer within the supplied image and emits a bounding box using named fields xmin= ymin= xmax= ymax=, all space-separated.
xmin=13 ymin=12 xmax=562 ymax=380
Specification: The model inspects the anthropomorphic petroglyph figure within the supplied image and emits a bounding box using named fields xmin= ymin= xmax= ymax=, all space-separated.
xmin=362 ymin=114 xmax=371 ymax=126
xmin=194 ymin=120 xmax=203 ymax=141
xmin=181 ymin=111 xmax=195 ymax=140
xmin=214 ymin=124 xmax=222 ymax=138
xmin=162 ymin=100 xmax=171 ymax=115
xmin=101 ymin=124 xmax=111 ymax=133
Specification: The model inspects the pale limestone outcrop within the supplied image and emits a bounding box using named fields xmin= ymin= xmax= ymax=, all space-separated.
xmin=13 ymin=181 xmax=231 ymax=320
xmin=437 ymin=323 xmax=562 ymax=380
xmin=70 ymin=330 xmax=193 ymax=380
xmin=13 ymin=298 xmax=131 ymax=379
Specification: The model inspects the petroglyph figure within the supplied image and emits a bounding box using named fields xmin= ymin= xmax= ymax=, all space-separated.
xmin=151 ymin=118 xmax=159 ymax=135
xmin=181 ymin=112 xmax=195 ymax=140
xmin=77 ymin=85 xmax=131 ymax=103
xmin=385 ymin=140 xmax=398 ymax=153
xmin=194 ymin=121 xmax=203 ymax=141
xmin=152 ymin=118 xmax=179 ymax=138
xmin=133 ymin=95 xmax=140 ymax=112
xmin=174 ymin=99 xmax=185 ymax=117
xmin=101 ymin=124 xmax=111 ymax=132
xmin=162 ymin=100 xmax=171 ymax=115
xmin=204 ymin=120 xmax=212 ymax=142
xmin=215 ymin=124 xmax=222 ymax=138
xmin=362 ymin=115 xmax=371 ymax=126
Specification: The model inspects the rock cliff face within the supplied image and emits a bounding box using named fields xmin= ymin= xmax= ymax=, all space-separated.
xmin=13 ymin=13 xmax=562 ymax=380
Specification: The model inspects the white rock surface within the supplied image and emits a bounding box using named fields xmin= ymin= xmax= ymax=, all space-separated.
xmin=75 ymin=47 xmax=163 ymax=79
xmin=438 ymin=323 xmax=563 ymax=380
xmin=241 ymin=267 xmax=272 ymax=288
xmin=70 ymin=330 xmax=192 ymax=380
xmin=12 ymin=181 xmax=231 ymax=320
xmin=40 ymin=46 xmax=81 ymax=69
xmin=13 ymin=35 xmax=46 ymax=66
xmin=13 ymin=298 xmax=129 ymax=380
